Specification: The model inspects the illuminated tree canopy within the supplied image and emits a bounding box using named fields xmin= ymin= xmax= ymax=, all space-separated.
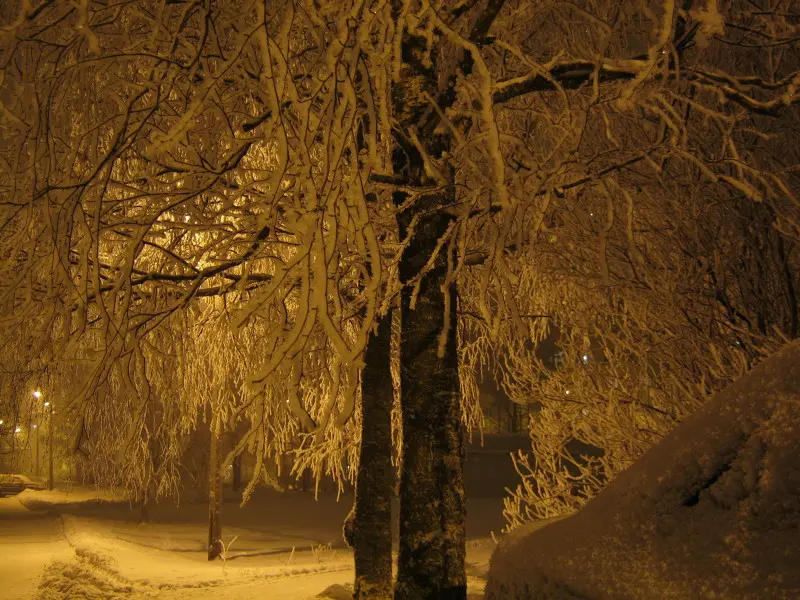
xmin=1 ymin=0 xmax=798 ymax=598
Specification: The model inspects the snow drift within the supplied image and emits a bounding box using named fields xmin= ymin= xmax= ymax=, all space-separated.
xmin=485 ymin=341 xmax=800 ymax=599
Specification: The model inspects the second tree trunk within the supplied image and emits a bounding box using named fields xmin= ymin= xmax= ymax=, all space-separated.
xmin=351 ymin=312 xmax=394 ymax=599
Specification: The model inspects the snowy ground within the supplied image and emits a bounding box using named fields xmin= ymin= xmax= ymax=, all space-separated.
xmin=0 ymin=487 xmax=502 ymax=599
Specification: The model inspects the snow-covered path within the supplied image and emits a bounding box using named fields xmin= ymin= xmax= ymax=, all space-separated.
xmin=0 ymin=488 xmax=499 ymax=599
xmin=0 ymin=496 xmax=73 ymax=599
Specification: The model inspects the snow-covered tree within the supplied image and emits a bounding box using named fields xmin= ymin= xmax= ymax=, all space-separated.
xmin=448 ymin=0 xmax=800 ymax=528
xmin=2 ymin=1 xmax=799 ymax=598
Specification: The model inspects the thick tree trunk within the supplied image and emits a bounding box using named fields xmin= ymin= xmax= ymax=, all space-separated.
xmin=349 ymin=312 xmax=394 ymax=599
xmin=389 ymin=5 xmax=467 ymax=594
xmin=208 ymin=423 xmax=222 ymax=560
xmin=393 ymin=184 xmax=466 ymax=599
xmin=385 ymin=31 xmax=467 ymax=600
xmin=386 ymin=1 xmax=509 ymax=594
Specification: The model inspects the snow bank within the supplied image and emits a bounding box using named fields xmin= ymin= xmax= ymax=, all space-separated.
xmin=17 ymin=487 xmax=125 ymax=510
xmin=37 ymin=555 xmax=136 ymax=600
xmin=485 ymin=341 xmax=800 ymax=599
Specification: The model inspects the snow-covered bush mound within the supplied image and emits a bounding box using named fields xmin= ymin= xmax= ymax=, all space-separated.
xmin=485 ymin=341 xmax=800 ymax=599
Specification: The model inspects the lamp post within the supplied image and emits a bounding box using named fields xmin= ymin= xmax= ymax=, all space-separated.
xmin=46 ymin=401 xmax=53 ymax=490
xmin=34 ymin=391 xmax=53 ymax=490
xmin=33 ymin=424 xmax=39 ymax=476
xmin=33 ymin=392 xmax=42 ymax=478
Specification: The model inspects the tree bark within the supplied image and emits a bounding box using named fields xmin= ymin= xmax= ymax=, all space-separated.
xmin=388 ymin=5 xmax=467 ymax=597
xmin=208 ymin=423 xmax=222 ymax=560
xmin=350 ymin=312 xmax=394 ymax=599
xmin=394 ymin=190 xmax=466 ymax=599
xmin=386 ymin=2 xmax=513 ymax=596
